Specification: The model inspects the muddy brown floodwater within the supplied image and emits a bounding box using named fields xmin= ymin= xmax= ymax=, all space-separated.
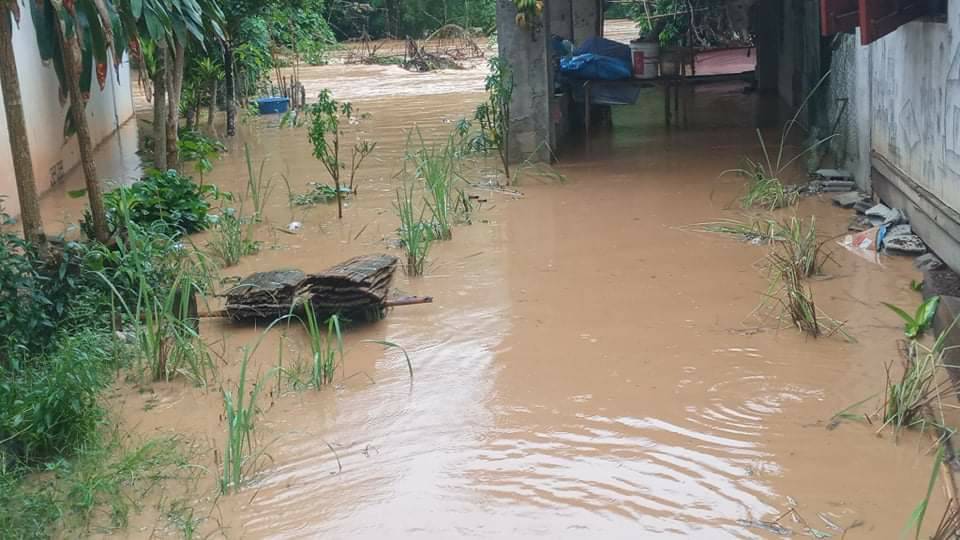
xmin=41 ymin=52 xmax=953 ymax=539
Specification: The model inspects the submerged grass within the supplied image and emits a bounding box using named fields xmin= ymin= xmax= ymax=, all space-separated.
xmin=686 ymin=218 xmax=786 ymax=244
xmin=904 ymin=445 xmax=945 ymax=540
xmin=760 ymin=216 xmax=848 ymax=340
xmin=96 ymin=227 xmax=216 ymax=386
xmin=244 ymin=144 xmax=275 ymax=221
xmin=879 ymin=337 xmax=956 ymax=438
xmin=772 ymin=216 xmax=833 ymax=278
xmin=734 ymin=160 xmax=800 ymax=211
xmin=724 ymin=72 xmax=835 ymax=211
xmin=220 ymin=338 xmax=275 ymax=495
xmin=0 ymin=432 xmax=192 ymax=538
xmin=208 ymin=209 xmax=260 ymax=268
xmin=406 ymin=130 xmax=464 ymax=240
xmin=395 ymin=182 xmax=433 ymax=276
xmin=302 ymin=307 xmax=343 ymax=388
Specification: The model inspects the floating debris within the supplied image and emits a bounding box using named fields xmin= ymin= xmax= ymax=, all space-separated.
xmin=884 ymin=234 xmax=927 ymax=256
xmin=832 ymin=191 xmax=870 ymax=209
xmin=817 ymin=512 xmax=842 ymax=531
xmin=736 ymin=519 xmax=794 ymax=536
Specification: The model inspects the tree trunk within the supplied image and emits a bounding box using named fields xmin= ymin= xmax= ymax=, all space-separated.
xmin=0 ymin=9 xmax=45 ymax=247
xmin=57 ymin=24 xmax=108 ymax=242
xmin=386 ymin=0 xmax=400 ymax=36
xmin=165 ymin=41 xmax=185 ymax=169
xmin=207 ymin=79 xmax=217 ymax=129
xmin=224 ymin=44 xmax=236 ymax=137
xmin=153 ymin=45 xmax=168 ymax=170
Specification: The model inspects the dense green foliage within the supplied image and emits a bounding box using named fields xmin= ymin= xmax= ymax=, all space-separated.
xmin=329 ymin=0 xmax=496 ymax=39
xmin=88 ymin=169 xmax=220 ymax=237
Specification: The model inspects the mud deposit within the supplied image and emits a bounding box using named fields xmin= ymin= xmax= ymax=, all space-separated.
xmin=42 ymin=50 xmax=950 ymax=539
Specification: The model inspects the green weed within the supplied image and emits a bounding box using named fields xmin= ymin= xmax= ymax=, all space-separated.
xmin=407 ymin=132 xmax=460 ymax=240
xmin=883 ymin=296 xmax=941 ymax=339
xmin=365 ymin=340 xmax=414 ymax=381
xmin=294 ymin=308 xmax=343 ymax=388
xmin=220 ymin=326 xmax=280 ymax=494
xmin=687 ymin=218 xmax=786 ymax=244
xmin=244 ymin=145 xmax=275 ymax=221
xmin=208 ymin=209 xmax=260 ymax=268
xmin=292 ymin=182 xmax=351 ymax=206
xmin=0 ymin=433 xmax=191 ymax=538
xmin=879 ymin=337 xmax=954 ymax=438
xmin=904 ymin=445 xmax=944 ymax=540
xmin=735 ymin=162 xmax=800 ymax=210
xmin=474 ymin=57 xmax=513 ymax=178
xmin=763 ymin=238 xmax=848 ymax=341
xmin=724 ymin=72 xmax=836 ymax=211
xmin=394 ymin=183 xmax=433 ymax=276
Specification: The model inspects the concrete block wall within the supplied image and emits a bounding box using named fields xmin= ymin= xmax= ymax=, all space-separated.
xmin=496 ymin=0 xmax=552 ymax=162
xmin=0 ymin=5 xmax=135 ymax=218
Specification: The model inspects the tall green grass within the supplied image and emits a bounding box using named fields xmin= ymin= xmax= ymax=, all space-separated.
xmin=244 ymin=144 xmax=275 ymax=221
xmin=303 ymin=307 xmax=343 ymax=388
xmin=879 ymin=336 xmax=955 ymax=438
xmin=760 ymin=216 xmax=846 ymax=340
xmin=408 ymin=131 xmax=461 ymax=241
xmin=208 ymin=209 xmax=260 ymax=267
xmin=395 ymin=182 xmax=433 ymax=276
xmin=95 ymin=224 xmax=216 ymax=386
xmin=220 ymin=337 xmax=276 ymax=494
xmin=724 ymin=72 xmax=836 ymax=210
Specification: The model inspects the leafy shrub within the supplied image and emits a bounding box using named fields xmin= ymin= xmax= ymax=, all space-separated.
xmin=0 ymin=330 xmax=115 ymax=467
xmin=178 ymin=130 xmax=226 ymax=181
xmin=85 ymin=169 xmax=220 ymax=237
xmin=0 ymin=236 xmax=94 ymax=366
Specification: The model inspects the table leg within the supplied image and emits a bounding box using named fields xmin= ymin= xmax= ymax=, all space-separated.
xmin=584 ymin=82 xmax=591 ymax=143
xmin=664 ymin=83 xmax=671 ymax=127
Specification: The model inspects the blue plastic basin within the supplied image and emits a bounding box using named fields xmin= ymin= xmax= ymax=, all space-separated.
xmin=255 ymin=97 xmax=290 ymax=115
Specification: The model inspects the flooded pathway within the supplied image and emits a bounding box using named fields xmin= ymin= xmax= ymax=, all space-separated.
xmin=44 ymin=57 xmax=949 ymax=538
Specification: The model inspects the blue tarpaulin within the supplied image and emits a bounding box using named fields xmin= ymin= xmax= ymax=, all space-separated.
xmin=559 ymin=36 xmax=632 ymax=81
xmin=560 ymin=53 xmax=632 ymax=81
xmin=574 ymin=37 xmax=632 ymax=69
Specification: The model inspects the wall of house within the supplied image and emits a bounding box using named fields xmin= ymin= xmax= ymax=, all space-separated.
xmin=830 ymin=8 xmax=960 ymax=270
xmin=0 ymin=5 xmax=135 ymax=218
xmin=867 ymin=13 xmax=958 ymax=209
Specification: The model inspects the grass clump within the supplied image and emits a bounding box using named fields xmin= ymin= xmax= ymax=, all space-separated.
xmin=407 ymin=132 xmax=462 ymax=241
xmin=93 ymin=221 xmax=216 ymax=386
xmin=686 ymin=218 xmax=786 ymax=244
xmin=220 ymin=323 xmax=284 ymax=495
xmin=723 ymin=72 xmax=835 ymax=211
xmin=0 ymin=433 xmax=192 ymax=538
xmin=736 ymin=162 xmax=800 ymax=210
xmin=879 ymin=337 xmax=955 ymax=438
xmin=771 ymin=216 xmax=833 ymax=278
xmin=244 ymin=144 xmax=275 ymax=221
xmin=474 ymin=57 xmax=514 ymax=179
xmin=760 ymin=216 xmax=846 ymax=339
xmin=292 ymin=182 xmax=352 ymax=207
xmin=207 ymin=209 xmax=260 ymax=267
xmin=293 ymin=308 xmax=343 ymax=389
xmin=395 ymin=182 xmax=434 ymax=276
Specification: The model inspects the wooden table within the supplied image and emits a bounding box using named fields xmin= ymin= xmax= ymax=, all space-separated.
xmin=577 ymin=70 xmax=756 ymax=138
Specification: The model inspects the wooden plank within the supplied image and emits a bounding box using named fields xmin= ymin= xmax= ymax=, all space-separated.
xmin=821 ymin=0 xmax=860 ymax=35
xmin=859 ymin=0 xmax=927 ymax=45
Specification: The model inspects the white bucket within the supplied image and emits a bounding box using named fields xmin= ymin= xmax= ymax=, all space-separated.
xmin=630 ymin=41 xmax=660 ymax=79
